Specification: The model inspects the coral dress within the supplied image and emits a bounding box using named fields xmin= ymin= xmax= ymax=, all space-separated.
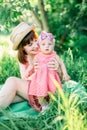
xmin=28 ymin=52 xmax=62 ymax=97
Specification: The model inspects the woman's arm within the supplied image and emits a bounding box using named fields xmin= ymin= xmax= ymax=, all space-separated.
xmin=55 ymin=55 xmax=70 ymax=81
xmin=19 ymin=62 xmax=34 ymax=80
xmin=33 ymin=53 xmax=70 ymax=81
xmin=46 ymin=54 xmax=70 ymax=81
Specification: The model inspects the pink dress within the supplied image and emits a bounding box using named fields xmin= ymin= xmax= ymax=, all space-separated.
xmin=28 ymin=52 xmax=62 ymax=97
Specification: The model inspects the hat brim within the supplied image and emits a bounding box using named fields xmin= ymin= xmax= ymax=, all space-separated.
xmin=10 ymin=22 xmax=36 ymax=50
xmin=13 ymin=28 xmax=34 ymax=50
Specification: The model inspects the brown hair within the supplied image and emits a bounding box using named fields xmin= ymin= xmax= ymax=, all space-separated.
xmin=18 ymin=30 xmax=37 ymax=64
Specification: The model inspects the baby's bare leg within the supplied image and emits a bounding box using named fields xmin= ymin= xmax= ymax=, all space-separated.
xmin=0 ymin=77 xmax=28 ymax=108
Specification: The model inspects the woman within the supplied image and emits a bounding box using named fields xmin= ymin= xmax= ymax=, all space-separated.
xmin=0 ymin=22 xmax=70 ymax=112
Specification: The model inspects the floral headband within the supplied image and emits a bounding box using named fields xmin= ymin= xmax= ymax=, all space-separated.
xmin=38 ymin=31 xmax=54 ymax=44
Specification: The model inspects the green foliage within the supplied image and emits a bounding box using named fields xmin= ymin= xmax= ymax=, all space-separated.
xmin=0 ymin=1 xmax=87 ymax=129
xmin=0 ymin=49 xmax=87 ymax=129
xmin=0 ymin=81 xmax=87 ymax=130
xmin=0 ymin=0 xmax=30 ymax=33
xmin=0 ymin=0 xmax=87 ymax=57
xmin=61 ymin=49 xmax=87 ymax=88
xmin=74 ymin=35 xmax=87 ymax=57
xmin=0 ymin=52 xmax=20 ymax=84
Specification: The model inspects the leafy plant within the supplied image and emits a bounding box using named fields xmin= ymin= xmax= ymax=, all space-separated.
xmin=61 ymin=48 xmax=87 ymax=88
xmin=0 ymin=52 xmax=20 ymax=84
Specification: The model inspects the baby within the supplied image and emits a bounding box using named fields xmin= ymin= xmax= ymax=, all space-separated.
xmin=28 ymin=31 xmax=62 ymax=112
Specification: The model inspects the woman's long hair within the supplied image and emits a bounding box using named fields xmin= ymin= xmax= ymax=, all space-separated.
xmin=18 ymin=30 xmax=37 ymax=64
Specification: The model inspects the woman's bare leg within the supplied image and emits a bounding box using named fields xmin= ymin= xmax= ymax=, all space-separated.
xmin=0 ymin=77 xmax=29 ymax=108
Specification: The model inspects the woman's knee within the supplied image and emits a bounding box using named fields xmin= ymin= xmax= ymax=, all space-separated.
xmin=1 ymin=77 xmax=19 ymax=94
xmin=5 ymin=76 xmax=17 ymax=84
xmin=5 ymin=77 xmax=20 ymax=91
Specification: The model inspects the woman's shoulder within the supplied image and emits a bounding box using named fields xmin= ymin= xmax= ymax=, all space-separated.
xmin=18 ymin=61 xmax=29 ymax=69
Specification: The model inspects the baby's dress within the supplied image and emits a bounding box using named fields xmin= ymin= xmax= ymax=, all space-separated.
xmin=28 ymin=52 xmax=62 ymax=97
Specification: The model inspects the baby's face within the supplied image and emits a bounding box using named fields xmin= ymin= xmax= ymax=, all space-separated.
xmin=39 ymin=39 xmax=54 ymax=54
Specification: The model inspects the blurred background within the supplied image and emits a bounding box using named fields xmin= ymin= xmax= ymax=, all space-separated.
xmin=0 ymin=0 xmax=87 ymax=86
xmin=0 ymin=1 xmax=87 ymax=130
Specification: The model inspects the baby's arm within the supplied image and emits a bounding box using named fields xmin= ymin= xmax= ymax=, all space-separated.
xmin=55 ymin=55 xmax=70 ymax=81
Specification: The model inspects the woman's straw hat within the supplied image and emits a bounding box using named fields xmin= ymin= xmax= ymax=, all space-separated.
xmin=10 ymin=22 xmax=36 ymax=50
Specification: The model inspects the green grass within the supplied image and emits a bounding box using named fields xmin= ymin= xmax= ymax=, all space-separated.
xmin=0 ymin=37 xmax=87 ymax=129
xmin=0 ymin=82 xmax=87 ymax=130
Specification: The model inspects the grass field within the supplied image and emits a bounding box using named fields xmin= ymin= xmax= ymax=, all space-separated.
xmin=0 ymin=35 xmax=87 ymax=130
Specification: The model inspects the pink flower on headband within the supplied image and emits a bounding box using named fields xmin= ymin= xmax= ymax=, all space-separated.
xmin=39 ymin=31 xmax=54 ymax=43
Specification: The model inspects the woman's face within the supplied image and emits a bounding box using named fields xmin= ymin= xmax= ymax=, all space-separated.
xmin=23 ymin=38 xmax=39 ymax=56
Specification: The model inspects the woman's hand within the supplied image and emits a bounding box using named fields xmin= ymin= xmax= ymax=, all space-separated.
xmin=47 ymin=57 xmax=59 ymax=71
xmin=63 ymin=74 xmax=70 ymax=82
xmin=48 ymin=56 xmax=70 ymax=82
xmin=34 ymin=57 xmax=59 ymax=72
xmin=33 ymin=58 xmax=39 ymax=72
